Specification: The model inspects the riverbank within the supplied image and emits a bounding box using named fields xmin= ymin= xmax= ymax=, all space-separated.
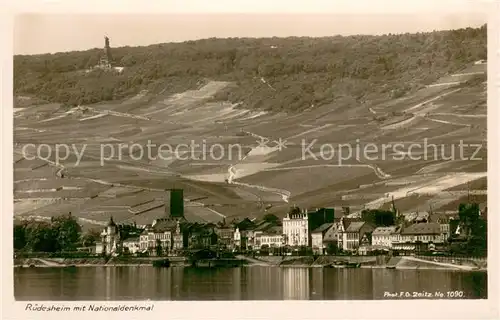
xmin=14 ymin=255 xmax=486 ymax=272
xmin=14 ymin=257 xmax=191 ymax=268
xmin=239 ymin=255 xmax=487 ymax=271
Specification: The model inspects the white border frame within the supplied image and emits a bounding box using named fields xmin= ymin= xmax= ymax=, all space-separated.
xmin=2 ymin=1 xmax=499 ymax=319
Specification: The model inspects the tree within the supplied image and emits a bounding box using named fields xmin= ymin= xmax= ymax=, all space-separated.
xmin=325 ymin=241 xmax=340 ymax=255
xmin=155 ymin=239 xmax=163 ymax=257
xmin=361 ymin=209 xmax=395 ymax=227
xmin=263 ymin=214 xmax=280 ymax=224
xmin=81 ymin=229 xmax=101 ymax=247
xmin=458 ymin=203 xmax=480 ymax=234
xmin=457 ymin=203 xmax=487 ymax=255
xmin=13 ymin=26 xmax=486 ymax=113
xmin=14 ymin=223 xmax=27 ymax=250
xmin=13 ymin=214 xmax=82 ymax=253
xmin=24 ymin=221 xmax=59 ymax=252
xmin=51 ymin=213 xmax=82 ymax=251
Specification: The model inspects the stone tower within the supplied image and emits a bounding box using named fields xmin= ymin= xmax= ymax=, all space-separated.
xmin=104 ymin=36 xmax=113 ymax=64
xmin=165 ymin=189 xmax=185 ymax=220
xmin=98 ymin=36 xmax=113 ymax=69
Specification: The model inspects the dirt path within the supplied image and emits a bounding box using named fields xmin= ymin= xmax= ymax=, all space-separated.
xmin=424 ymin=117 xmax=472 ymax=127
xmin=228 ymin=165 xmax=290 ymax=203
xmin=429 ymin=113 xmax=486 ymax=118
xmin=263 ymin=163 xmax=391 ymax=180
xmin=405 ymin=88 xmax=462 ymax=113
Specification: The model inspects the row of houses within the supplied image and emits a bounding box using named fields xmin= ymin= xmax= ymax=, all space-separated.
xmin=95 ymin=190 xmax=474 ymax=256
xmin=309 ymin=213 xmax=456 ymax=255
xmin=97 ymin=216 xmax=232 ymax=256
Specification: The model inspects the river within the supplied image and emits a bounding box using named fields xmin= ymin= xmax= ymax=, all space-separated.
xmin=14 ymin=267 xmax=487 ymax=300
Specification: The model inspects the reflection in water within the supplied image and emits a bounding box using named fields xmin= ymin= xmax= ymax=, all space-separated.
xmin=14 ymin=267 xmax=487 ymax=300
xmin=283 ymin=268 xmax=309 ymax=300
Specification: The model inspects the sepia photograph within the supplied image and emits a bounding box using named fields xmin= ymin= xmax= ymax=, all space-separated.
xmin=9 ymin=1 xmax=493 ymax=306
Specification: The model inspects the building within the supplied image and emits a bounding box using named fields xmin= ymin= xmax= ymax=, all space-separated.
xmin=254 ymin=225 xmax=284 ymax=249
xmin=255 ymin=232 xmax=284 ymax=249
xmin=166 ymin=189 xmax=184 ymax=219
xmin=283 ymin=206 xmax=335 ymax=247
xmin=172 ymin=221 xmax=185 ymax=252
xmin=322 ymin=221 xmax=343 ymax=253
xmin=342 ymin=220 xmax=375 ymax=251
xmin=429 ymin=213 xmax=457 ymax=242
xmin=371 ymin=226 xmax=399 ymax=248
xmin=122 ymin=237 xmax=140 ymax=254
xmin=392 ymin=222 xmax=444 ymax=252
xmin=283 ymin=207 xmax=309 ymax=246
xmin=98 ymin=217 xmax=121 ymax=255
xmin=187 ymin=224 xmax=218 ymax=249
xmin=138 ymin=189 xmax=188 ymax=255
xmin=311 ymin=223 xmax=334 ymax=254
xmin=139 ymin=219 xmax=174 ymax=255
xmin=215 ymin=224 xmax=235 ymax=249
xmin=231 ymin=218 xmax=257 ymax=250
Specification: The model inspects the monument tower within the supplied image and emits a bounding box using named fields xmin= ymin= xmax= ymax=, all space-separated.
xmin=104 ymin=36 xmax=113 ymax=64
xmin=98 ymin=35 xmax=113 ymax=69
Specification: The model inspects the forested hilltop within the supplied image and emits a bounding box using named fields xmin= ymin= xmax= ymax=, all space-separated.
xmin=14 ymin=25 xmax=486 ymax=112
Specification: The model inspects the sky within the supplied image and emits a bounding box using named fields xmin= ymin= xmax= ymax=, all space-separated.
xmin=14 ymin=8 xmax=488 ymax=55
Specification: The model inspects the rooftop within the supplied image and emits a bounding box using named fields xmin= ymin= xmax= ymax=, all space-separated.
xmin=342 ymin=218 xmax=363 ymax=230
xmin=123 ymin=236 xmax=140 ymax=242
xmin=311 ymin=223 xmax=334 ymax=234
xmin=401 ymin=222 xmax=441 ymax=235
xmin=373 ymin=226 xmax=398 ymax=235
xmin=345 ymin=221 xmax=366 ymax=232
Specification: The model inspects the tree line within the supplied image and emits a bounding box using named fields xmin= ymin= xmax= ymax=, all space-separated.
xmin=14 ymin=26 xmax=486 ymax=112
xmin=13 ymin=214 xmax=102 ymax=253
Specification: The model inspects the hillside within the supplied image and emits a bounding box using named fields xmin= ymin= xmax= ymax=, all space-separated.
xmin=14 ymin=26 xmax=486 ymax=112
xmin=13 ymin=26 xmax=487 ymax=230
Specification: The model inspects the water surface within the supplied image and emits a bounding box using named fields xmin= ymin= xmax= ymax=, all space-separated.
xmin=14 ymin=266 xmax=487 ymax=300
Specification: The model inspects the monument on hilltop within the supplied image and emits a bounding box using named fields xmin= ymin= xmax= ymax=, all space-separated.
xmin=87 ymin=35 xmax=124 ymax=73
xmin=97 ymin=35 xmax=113 ymax=69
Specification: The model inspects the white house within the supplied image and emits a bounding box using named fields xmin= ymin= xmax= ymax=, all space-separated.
xmin=342 ymin=221 xmax=375 ymax=251
xmin=392 ymin=222 xmax=444 ymax=252
xmin=283 ymin=208 xmax=309 ymax=246
xmin=98 ymin=217 xmax=121 ymax=255
xmin=254 ymin=231 xmax=284 ymax=248
xmin=372 ymin=226 xmax=399 ymax=248
xmin=122 ymin=237 xmax=140 ymax=254
xmin=139 ymin=219 xmax=177 ymax=253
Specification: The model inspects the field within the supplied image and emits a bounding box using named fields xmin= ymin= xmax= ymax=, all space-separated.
xmin=13 ymin=60 xmax=487 ymax=229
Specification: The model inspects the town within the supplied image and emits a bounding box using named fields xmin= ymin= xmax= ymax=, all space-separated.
xmin=97 ymin=188 xmax=489 ymax=258
xmin=14 ymin=188 xmax=487 ymax=265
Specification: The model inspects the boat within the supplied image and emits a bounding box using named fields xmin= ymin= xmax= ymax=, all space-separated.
xmin=386 ymin=266 xmax=396 ymax=269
